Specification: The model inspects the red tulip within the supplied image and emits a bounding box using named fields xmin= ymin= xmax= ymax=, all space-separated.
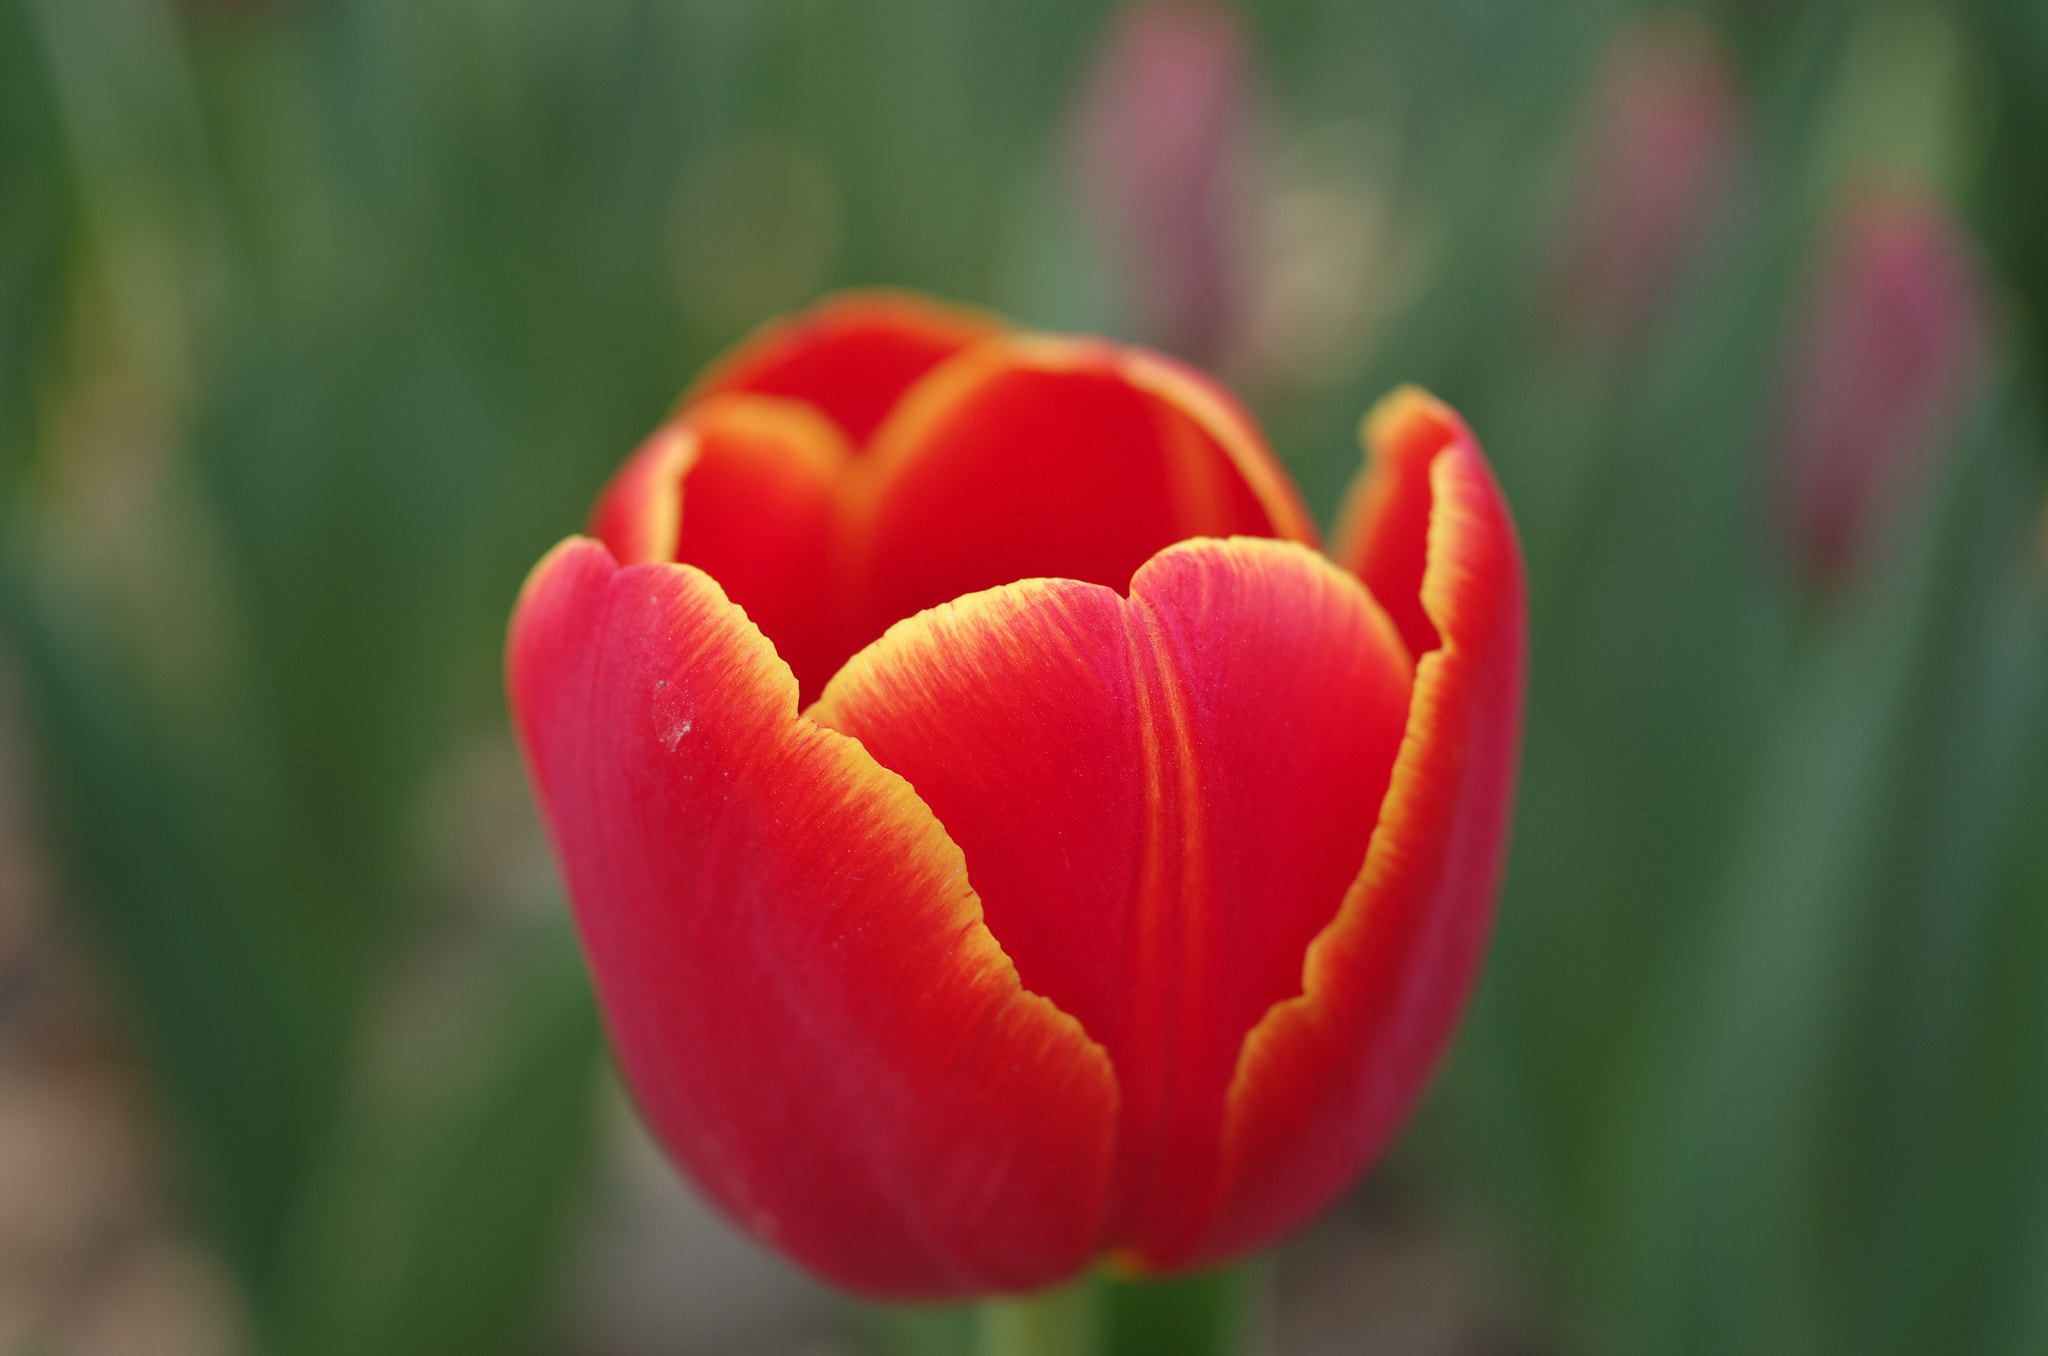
xmin=507 ymin=292 xmax=1524 ymax=1297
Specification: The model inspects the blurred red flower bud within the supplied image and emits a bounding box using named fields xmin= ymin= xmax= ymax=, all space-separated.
xmin=1549 ymin=14 xmax=1740 ymax=349
xmin=1071 ymin=1 xmax=1255 ymax=364
xmin=507 ymin=292 xmax=1525 ymax=1296
xmin=1779 ymin=183 xmax=1989 ymax=587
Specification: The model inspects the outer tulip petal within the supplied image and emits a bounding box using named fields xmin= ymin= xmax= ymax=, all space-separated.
xmin=1192 ymin=386 xmax=1526 ymax=1269
xmin=848 ymin=338 xmax=1319 ymax=657
xmin=811 ymin=537 xmax=1412 ymax=1263
xmin=686 ymin=290 xmax=1008 ymax=448
xmin=507 ymin=538 xmax=1117 ymax=1298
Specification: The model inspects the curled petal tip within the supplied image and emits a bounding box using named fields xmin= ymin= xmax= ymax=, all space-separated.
xmin=588 ymin=425 xmax=695 ymax=565
xmin=1360 ymin=384 xmax=1470 ymax=465
xmin=1335 ymin=383 xmax=1488 ymax=661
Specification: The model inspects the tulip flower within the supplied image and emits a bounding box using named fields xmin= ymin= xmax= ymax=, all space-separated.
xmin=507 ymin=292 xmax=1524 ymax=1298
xmin=1779 ymin=182 xmax=1987 ymax=588
xmin=1547 ymin=13 xmax=1739 ymax=351
xmin=1070 ymin=0 xmax=1254 ymax=364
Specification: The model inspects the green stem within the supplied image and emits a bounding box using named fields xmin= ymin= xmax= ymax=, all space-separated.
xmin=974 ymin=1277 xmax=1095 ymax=1356
xmin=969 ymin=1263 xmax=1263 ymax=1356
xmin=1095 ymin=1265 xmax=1261 ymax=1356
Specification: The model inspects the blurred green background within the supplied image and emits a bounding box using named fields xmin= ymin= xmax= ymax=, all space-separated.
xmin=1 ymin=0 xmax=2045 ymax=1352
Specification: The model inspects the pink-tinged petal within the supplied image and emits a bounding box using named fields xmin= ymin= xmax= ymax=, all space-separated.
xmin=1779 ymin=181 xmax=1988 ymax=587
xmin=812 ymin=536 xmax=1411 ymax=1264
xmin=849 ymin=337 xmax=1318 ymax=657
xmin=685 ymin=290 xmax=1008 ymax=448
xmin=507 ymin=538 xmax=1117 ymax=1298
xmin=1070 ymin=0 xmax=1255 ymax=363
xmin=1547 ymin=13 xmax=1739 ymax=349
xmin=1191 ymin=386 xmax=1525 ymax=1268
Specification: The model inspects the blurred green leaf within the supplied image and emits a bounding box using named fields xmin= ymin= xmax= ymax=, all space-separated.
xmin=855 ymin=1301 xmax=978 ymax=1356
xmin=0 ymin=0 xmax=69 ymax=512
xmin=0 ymin=566 xmax=348 ymax=1287
xmin=1963 ymin=0 xmax=2048 ymax=406
xmin=268 ymin=919 xmax=601 ymax=1356
xmin=1599 ymin=377 xmax=2046 ymax=1355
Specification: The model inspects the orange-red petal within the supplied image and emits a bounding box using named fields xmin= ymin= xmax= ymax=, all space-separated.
xmin=847 ymin=337 xmax=1318 ymax=658
xmin=684 ymin=290 xmax=1008 ymax=448
xmin=1192 ymin=386 xmax=1526 ymax=1269
xmin=811 ymin=536 xmax=1412 ymax=1264
xmin=587 ymin=395 xmax=857 ymax=704
xmin=507 ymin=537 xmax=1117 ymax=1297
xmin=587 ymin=423 xmax=693 ymax=566
xmin=598 ymin=321 xmax=1317 ymax=702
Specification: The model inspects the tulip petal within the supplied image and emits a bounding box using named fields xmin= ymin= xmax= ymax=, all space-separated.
xmin=849 ymin=338 xmax=1319 ymax=658
xmin=1328 ymin=385 xmax=1451 ymax=660
xmin=1193 ymin=387 xmax=1525 ymax=1269
xmin=812 ymin=536 xmax=1412 ymax=1263
xmin=508 ymin=538 xmax=1117 ymax=1298
xmin=587 ymin=423 xmax=694 ymax=566
xmin=686 ymin=289 xmax=1007 ymax=448
xmin=588 ymin=394 xmax=857 ymax=704
xmin=679 ymin=397 xmax=853 ymax=702
xmin=598 ymin=328 xmax=1320 ymax=703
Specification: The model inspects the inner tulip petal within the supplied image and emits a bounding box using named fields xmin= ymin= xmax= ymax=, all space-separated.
xmin=685 ymin=290 xmax=1007 ymax=448
xmin=508 ymin=538 xmax=1118 ymax=1297
xmin=1330 ymin=384 xmax=1456 ymax=658
xmin=597 ymin=326 xmax=1317 ymax=705
xmin=587 ymin=422 xmax=693 ymax=566
xmin=669 ymin=397 xmax=853 ymax=703
xmin=810 ymin=536 xmax=1412 ymax=1262
xmin=846 ymin=338 xmax=1320 ymax=661
xmin=587 ymin=394 xmax=856 ymax=704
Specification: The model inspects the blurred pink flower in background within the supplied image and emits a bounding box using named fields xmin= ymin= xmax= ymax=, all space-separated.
xmin=1071 ymin=0 xmax=1254 ymax=365
xmin=1548 ymin=14 xmax=1740 ymax=350
xmin=1779 ymin=182 xmax=1989 ymax=588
